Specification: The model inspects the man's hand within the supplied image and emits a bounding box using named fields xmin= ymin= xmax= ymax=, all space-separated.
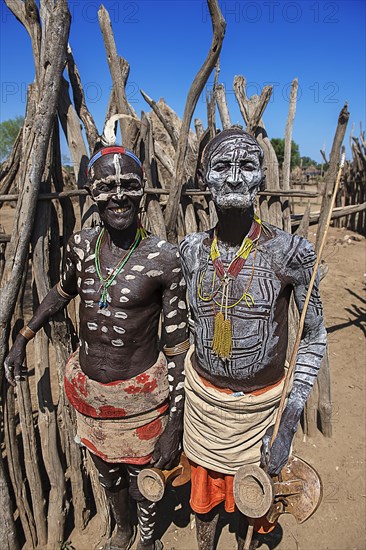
xmin=260 ymin=404 xmax=301 ymax=476
xmin=260 ymin=424 xmax=294 ymax=476
xmin=4 ymin=335 xmax=28 ymax=387
xmin=150 ymin=421 xmax=182 ymax=471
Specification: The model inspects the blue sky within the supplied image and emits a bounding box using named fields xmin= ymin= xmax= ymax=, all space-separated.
xmin=1 ymin=0 xmax=365 ymax=163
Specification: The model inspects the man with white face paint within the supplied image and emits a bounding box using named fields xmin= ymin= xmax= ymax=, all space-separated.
xmin=5 ymin=140 xmax=189 ymax=550
xmin=179 ymin=128 xmax=327 ymax=549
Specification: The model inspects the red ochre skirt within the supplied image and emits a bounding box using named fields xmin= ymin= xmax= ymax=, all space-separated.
xmin=64 ymin=349 xmax=169 ymax=464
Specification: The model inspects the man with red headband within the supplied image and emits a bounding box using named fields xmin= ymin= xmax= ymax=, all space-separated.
xmin=179 ymin=128 xmax=327 ymax=549
xmin=5 ymin=140 xmax=189 ymax=550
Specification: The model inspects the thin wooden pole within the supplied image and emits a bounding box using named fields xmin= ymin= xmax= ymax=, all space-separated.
xmin=270 ymin=154 xmax=345 ymax=445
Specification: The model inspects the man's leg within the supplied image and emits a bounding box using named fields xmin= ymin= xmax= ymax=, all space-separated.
xmin=126 ymin=464 xmax=163 ymax=550
xmin=90 ymin=453 xmax=135 ymax=550
xmin=195 ymin=509 xmax=220 ymax=550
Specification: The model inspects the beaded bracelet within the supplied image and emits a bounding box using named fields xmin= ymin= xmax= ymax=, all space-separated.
xmin=20 ymin=325 xmax=36 ymax=341
xmin=163 ymin=339 xmax=190 ymax=357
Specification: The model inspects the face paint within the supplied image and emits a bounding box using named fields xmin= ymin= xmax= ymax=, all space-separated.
xmin=90 ymin=172 xmax=144 ymax=203
xmin=205 ymin=136 xmax=263 ymax=210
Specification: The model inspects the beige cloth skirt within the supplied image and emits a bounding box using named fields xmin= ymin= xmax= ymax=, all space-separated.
xmin=183 ymin=346 xmax=290 ymax=475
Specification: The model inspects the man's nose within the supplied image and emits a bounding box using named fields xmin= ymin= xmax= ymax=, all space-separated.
xmin=225 ymin=163 xmax=241 ymax=185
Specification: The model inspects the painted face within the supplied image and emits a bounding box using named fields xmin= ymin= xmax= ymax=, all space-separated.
xmin=205 ymin=136 xmax=263 ymax=210
xmin=89 ymin=153 xmax=144 ymax=231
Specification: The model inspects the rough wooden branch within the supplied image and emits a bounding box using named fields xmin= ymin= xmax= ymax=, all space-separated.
xmin=320 ymin=149 xmax=329 ymax=164
xmin=140 ymin=90 xmax=179 ymax=149
xmin=165 ymin=0 xmax=226 ymax=241
xmin=0 ymin=128 xmax=22 ymax=198
xmin=0 ymin=188 xmax=320 ymax=203
xmin=66 ymin=45 xmax=99 ymax=154
xmin=194 ymin=118 xmax=205 ymax=140
xmin=98 ymin=5 xmax=139 ymax=150
xmin=233 ymin=75 xmax=250 ymax=125
xmin=248 ymin=86 xmax=273 ymax=134
xmin=206 ymin=89 xmax=216 ymax=139
xmin=282 ymin=78 xmax=298 ymax=232
xmin=215 ymin=83 xmax=231 ymax=129
xmin=0 ymin=0 xmax=70 ymax=378
xmin=315 ymin=103 xmax=350 ymax=253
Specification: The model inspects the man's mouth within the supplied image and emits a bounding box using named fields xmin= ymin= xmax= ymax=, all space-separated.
xmin=111 ymin=206 xmax=130 ymax=214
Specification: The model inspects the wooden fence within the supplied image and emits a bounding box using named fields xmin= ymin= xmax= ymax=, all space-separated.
xmin=0 ymin=1 xmax=365 ymax=549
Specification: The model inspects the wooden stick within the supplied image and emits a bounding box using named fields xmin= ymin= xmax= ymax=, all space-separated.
xmin=270 ymin=154 xmax=346 ymax=445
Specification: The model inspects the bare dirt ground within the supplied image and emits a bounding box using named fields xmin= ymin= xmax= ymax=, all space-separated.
xmin=2 ymin=207 xmax=365 ymax=550
xmin=68 ymin=225 xmax=366 ymax=550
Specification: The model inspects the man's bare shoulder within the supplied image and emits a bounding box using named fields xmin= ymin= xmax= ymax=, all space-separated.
xmin=260 ymin=223 xmax=316 ymax=276
xmin=179 ymin=231 xmax=210 ymax=273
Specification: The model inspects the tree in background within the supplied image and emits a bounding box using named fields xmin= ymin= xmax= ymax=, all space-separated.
xmin=0 ymin=115 xmax=24 ymax=162
xmin=271 ymin=137 xmax=300 ymax=168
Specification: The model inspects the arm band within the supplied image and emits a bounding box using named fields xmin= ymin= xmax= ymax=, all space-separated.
xmin=20 ymin=325 xmax=36 ymax=341
xmin=163 ymin=339 xmax=190 ymax=357
xmin=56 ymin=281 xmax=77 ymax=300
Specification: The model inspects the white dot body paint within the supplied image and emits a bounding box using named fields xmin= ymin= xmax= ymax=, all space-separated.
xmin=85 ymin=239 xmax=91 ymax=253
xmin=167 ymin=310 xmax=177 ymax=318
xmin=146 ymin=270 xmax=163 ymax=277
xmin=98 ymin=309 xmax=111 ymax=317
xmin=176 ymin=381 xmax=185 ymax=390
xmin=178 ymin=322 xmax=187 ymax=329
xmin=73 ymin=247 xmax=84 ymax=260
xmin=87 ymin=322 xmax=98 ymax=331
xmin=165 ymin=325 xmax=177 ymax=333
xmin=168 ymin=374 xmax=174 ymax=382
xmin=147 ymin=252 xmax=160 ymax=259
xmin=101 ymin=326 xmax=108 ymax=333
xmin=84 ymin=278 xmax=95 ymax=285
xmin=167 ymin=362 xmax=175 ymax=369
xmin=113 ymin=326 xmax=125 ymax=334
xmin=175 ymin=395 xmax=183 ymax=403
xmin=179 ymin=278 xmax=186 ymax=286
xmin=178 ymin=300 xmax=186 ymax=309
xmin=66 ymin=244 xmax=70 ymax=252
xmin=85 ymin=265 xmax=96 ymax=273
xmin=115 ymin=311 xmax=128 ymax=319
xmin=79 ymin=339 xmax=83 ymax=347
xmin=76 ymin=261 xmax=82 ymax=272
xmin=84 ymin=300 xmax=94 ymax=308
xmin=170 ymin=296 xmax=178 ymax=304
xmin=125 ymin=274 xmax=135 ymax=280
xmin=63 ymin=273 xmax=67 ymax=281
xmin=82 ymin=289 xmax=94 ymax=294
xmin=172 ymin=267 xmax=181 ymax=273
xmin=112 ymin=339 xmax=124 ymax=347
xmin=131 ymin=265 xmax=145 ymax=272
xmin=85 ymin=254 xmax=95 ymax=262
xmin=119 ymin=296 xmax=129 ymax=303
xmin=77 ymin=277 xmax=82 ymax=287
xmin=74 ymin=233 xmax=81 ymax=244
xmin=121 ymin=288 xmax=131 ymax=294
xmin=170 ymin=283 xmax=178 ymax=290
xmin=157 ymin=240 xmax=166 ymax=248
xmin=171 ymin=406 xmax=177 ymax=413
xmin=169 ymin=385 xmax=173 ymax=392
xmin=85 ymin=341 xmax=89 ymax=355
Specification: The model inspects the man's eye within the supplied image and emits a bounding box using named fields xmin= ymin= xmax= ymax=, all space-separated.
xmin=240 ymin=163 xmax=255 ymax=171
xmin=95 ymin=184 xmax=110 ymax=192
xmin=213 ymin=163 xmax=228 ymax=172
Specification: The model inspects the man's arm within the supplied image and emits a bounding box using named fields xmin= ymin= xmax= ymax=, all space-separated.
xmin=262 ymin=240 xmax=327 ymax=475
xmin=150 ymin=248 xmax=189 ymax=470
xmin=4 ymin=243 xmax=78 ymax=387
